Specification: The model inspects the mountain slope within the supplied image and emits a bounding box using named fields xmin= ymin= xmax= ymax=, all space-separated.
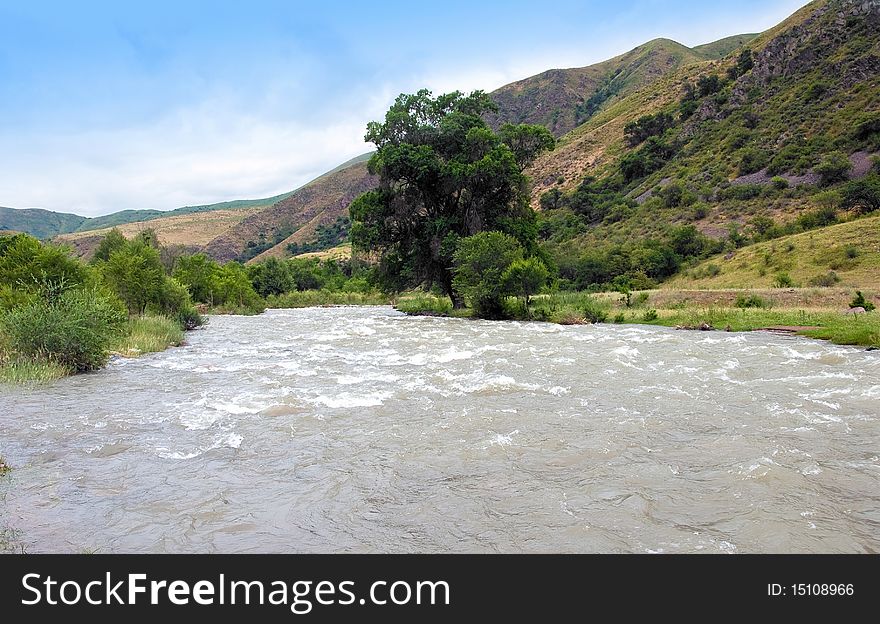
xmin=202 ymin=156 xmax=376 ymax=263
xmin=1 ymin=189 xmax=297 ymax=240
xmin=527 ymin=0 xmax=880 ymax=285
xmin=54 ymin=208 xmax=255 ymax=260
xmin=486 ymin=34 xmax=757 ymax=137
xmin=0 ymin=207 xmax=87 ymax=239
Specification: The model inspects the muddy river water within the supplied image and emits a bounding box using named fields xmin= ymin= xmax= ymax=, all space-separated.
xmin=1 ymin=307 xmax=878 ymax=552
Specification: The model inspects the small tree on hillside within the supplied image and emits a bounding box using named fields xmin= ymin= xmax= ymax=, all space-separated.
xmin=841 ymin=174 xmax=880 ymax=214
xmin=815 ymin=151 xmax=852 ymax=186
xmin=501 ymin=257 xmax=549 ymax=317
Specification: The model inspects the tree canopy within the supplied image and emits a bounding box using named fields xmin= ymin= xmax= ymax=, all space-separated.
xmin=349 ymin=89 xmax=553 ymax=305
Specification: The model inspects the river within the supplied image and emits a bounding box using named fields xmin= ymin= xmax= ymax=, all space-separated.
xmin=1 ymin=307 xmax=878 ymax=553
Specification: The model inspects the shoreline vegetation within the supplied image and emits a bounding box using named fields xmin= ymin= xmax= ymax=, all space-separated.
xmin=394 ymin=288 xmax=880 ymax=349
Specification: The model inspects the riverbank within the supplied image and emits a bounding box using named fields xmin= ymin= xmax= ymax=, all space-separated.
xmin=396 ymin=289 xmax=880 ymax=348
xmin=0 ymin=314 xmax=188 ymax=384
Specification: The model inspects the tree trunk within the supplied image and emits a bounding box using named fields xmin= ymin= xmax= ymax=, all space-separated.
xmin=441 ymin=274 xmax=465 ymax=309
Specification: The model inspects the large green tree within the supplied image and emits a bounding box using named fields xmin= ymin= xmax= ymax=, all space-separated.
xmin=349 ymin=89 xmax=553 ymax=305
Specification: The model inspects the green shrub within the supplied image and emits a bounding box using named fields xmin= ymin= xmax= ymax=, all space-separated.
xmin=804 ymin=80 xmax=829 ymax=101
xmin=770 ymin=176 xmax=789 ymax=190
xmin=697 ymin=74 xmax=722 ymax=97
xmin=721 ymin=184 xmax=763 ymax=201
xmin=735 ymin=294 xmax=770 ymax=308
xmin=773 ymin=272 xmax=794 ymax=288
xmin=582 ymin=296 xmax=610 ymax=324
xmin=613 ymin=313 xmax=626 ymax=324
xmin=453 ymin=231 xmax=524 ymax=319
xmin=807 ymin=272 xmax=840 ymax=287
xmin=841 ymin=174 xmax=880 ymax=214
xmin=815 ymin=151 xmax=852 ymax=186
xmin=691 ymin=203 xmax=710 ymax=220
xmin=796 ymin=205 xmax=838 ymax=230
xmin=850 ymin=291 xmax=876 ymax=312
xmin=642 ymin=309 xmax=659 ymax=322
xmin=738 ymin=147 xmax=769 ymax=175
xmin=1 ymin=288 xmax=126 ymax=371
xmin=501 ymin=257 xmax=549 ymax=315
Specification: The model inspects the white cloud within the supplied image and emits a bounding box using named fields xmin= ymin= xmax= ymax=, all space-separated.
xmin=0 ymin=99 xmax=373 ymax=216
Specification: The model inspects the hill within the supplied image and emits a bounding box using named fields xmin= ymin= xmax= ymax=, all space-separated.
xmin=0 ymin=207 xmax=87 ymax=239
xmin=53 ymin=153 xmax=375 ymax=262
xmin=486 ymin=35 xmax=757 ymax=137
xmin=668 ymin=214 xmax=880 ymax=290
xmin=527 ymin=0 xmax=880 ymax=289
xmin=1 ymin=190 xmax=298 ymax=241
xmin=204 ymin=157 xmax=376 ymax=263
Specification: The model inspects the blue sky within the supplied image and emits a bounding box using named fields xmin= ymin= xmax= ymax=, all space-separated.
xmin=0 ymin=0 xmax=809 ymax=216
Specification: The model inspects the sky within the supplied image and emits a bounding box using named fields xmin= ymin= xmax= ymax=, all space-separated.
xmin=0 ymin=0 xmax=810 ymax=217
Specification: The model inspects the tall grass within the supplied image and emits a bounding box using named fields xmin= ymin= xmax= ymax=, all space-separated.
xmin=266 ymin=290 xmax=392 ymax=308
xmin=0 ymin=357 xmax=71 ymax=384
xmin=111 ymin=315 xmax=185 ymax=356
xmin=396 ymin=293 xmax=455 ymax=316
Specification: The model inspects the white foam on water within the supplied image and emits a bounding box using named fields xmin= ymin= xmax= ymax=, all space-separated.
xmin=310 ymin=392 xmax=392 ymax=408
xmin=336 ymin=375 xmax=364 ymax=385
xmin=155 ymin=431 xmax=242 ymax=460
xmin=611 ymin=346 xmax=640 ymax=358
xmin=435 ymin=348 xmax=474 ymax=363
xmin=482 ymin=429 xmax=520 ymax=449
xmin=800 ymin=463 xmax=822 ymax=476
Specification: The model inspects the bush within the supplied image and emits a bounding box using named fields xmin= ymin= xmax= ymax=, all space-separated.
xmin=840 ymin=174 xmax=880 ymax=214
xmin=807 ymin=272 xmax=841 ymax=287
xmin=735 ymin=294 xmax=770 ymax=308
xmin=767 ymin=142 xmax=813 ymax=175
xmin=850 ymin=291 xmax=876 ymax=312
xmin=620 ymin=137 xmax=674 ymax=182
xmin=582 ymin=296 xmax=610 ymax=324
xmin=721 ymin=184 xmax=763 ymax=201
xmin=738 ymin=147 xmax=769 ymax=175
xmin=624 ymin=112 xmax=674 ymax=146
xmin=815 ymin=151 xmax=852 ymax=186
xmin=642 ymin=309 xmax=658 ymax=322
xmin=1 ymin=288 xmax=126 ymax=371
xmin=501 ymin=257 xmax=549 ymax=315
xmin=770 ymin=176 xmax=789 ymax=190
xmin=453 ymin=231 xmax=524 ymax=318
xmin=796 ymin=205 xmax=838 ymax=230
xmin=691 ymin=203 xmax=709 ymax=220
xmin=773 ymin=272 xmax=794 ymax=288
xmin=697 ymin=74 xmax=722 ymax=97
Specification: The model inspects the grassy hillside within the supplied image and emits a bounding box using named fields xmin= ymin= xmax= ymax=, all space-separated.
xmin=0 ymin=207 xmax=86 ymax=239
xmin=487 ymin=34 xmax=756 ymax=137
xmin=55 ymin=208 xmax=253 ymax=260
xmin=669 ymin=214 xmax=880 ymax=290
xmin=72 ymin=191 xmax=296 ymax=234
xmin=530 ymin=0 xmax=880 ymax=289
xmin=2 ymin=190 xmax=294 ymax=240
xmin=203 ymin=157 xmax=376 ymax=263
xmin=691 ymin=33 xmax=759 ymax=59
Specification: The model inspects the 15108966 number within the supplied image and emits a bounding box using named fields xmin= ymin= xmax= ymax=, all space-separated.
xmin=791 ymin=584 xmax=854 ymax=597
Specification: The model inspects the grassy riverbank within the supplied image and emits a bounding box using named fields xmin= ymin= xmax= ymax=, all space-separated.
xmin=109 ymin=315 xmax=185 ymax=357
xmin=265 ymin=289 xmax=393 ymax=308
xmin=396 ymin=289 xmax=880 ymax=348
xmin=1 ymin=314 xmax=188 ymax=384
